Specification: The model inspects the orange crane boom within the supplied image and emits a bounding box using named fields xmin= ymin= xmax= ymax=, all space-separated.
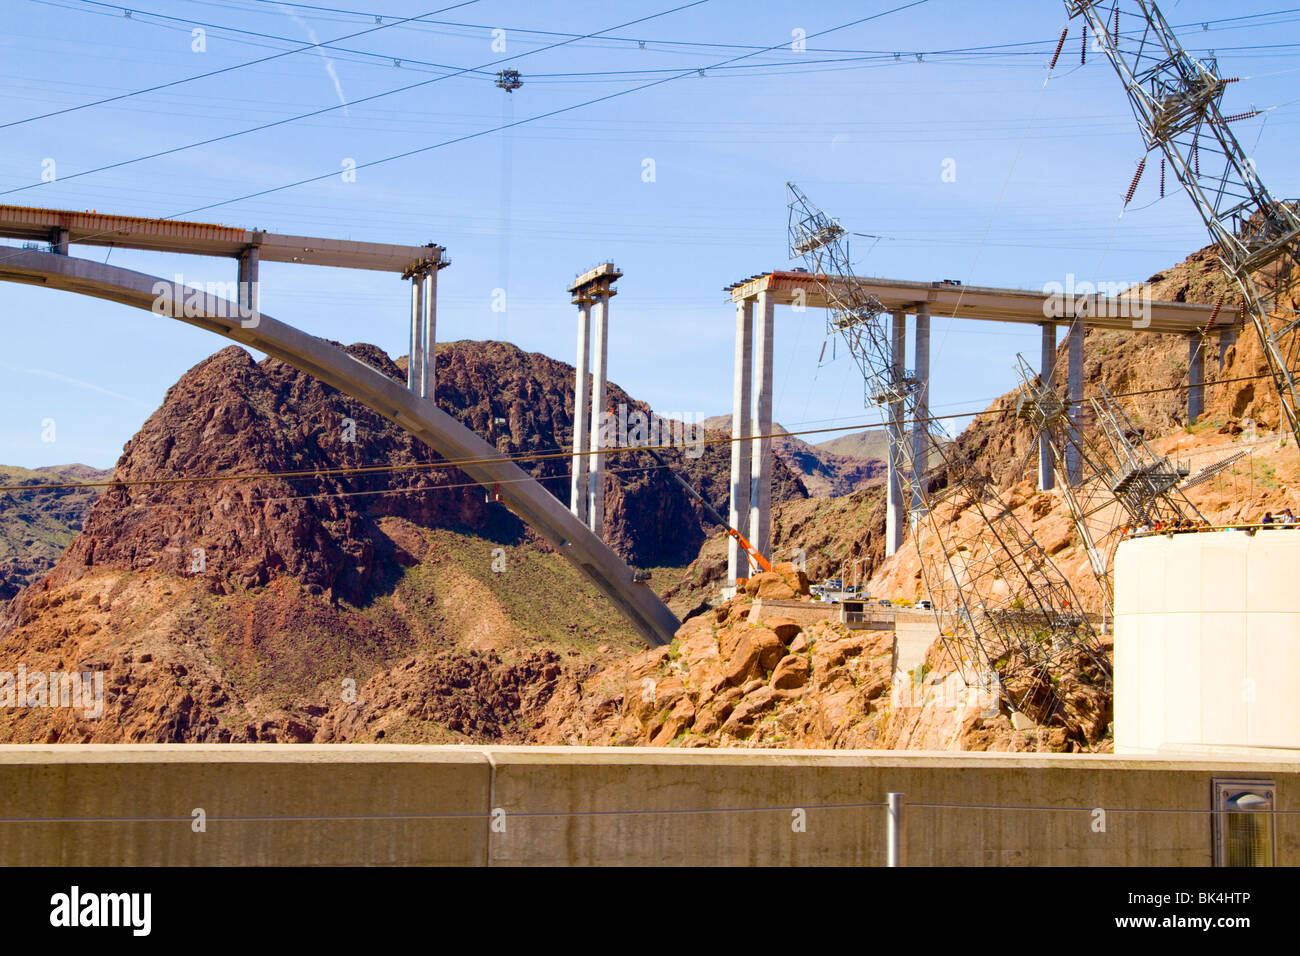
xmin=645 ymin=448 xmax=772 ymax=581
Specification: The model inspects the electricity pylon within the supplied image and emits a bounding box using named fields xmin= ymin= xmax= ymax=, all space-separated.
xmin=1014 ymin=355 xmax=1207 ymax=618
xmin=1066 ymin=0 xmax=1300 ymax=447
xmin=787 ymin=184 xmax=1111 ymax=722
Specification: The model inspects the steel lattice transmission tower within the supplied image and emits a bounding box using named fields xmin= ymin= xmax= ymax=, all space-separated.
xmin=1014 ymin=356 xmax=1207 ymax=615
xmin=787 ymin=184 xmax=1111 ymax=722
xmin=1066 ymin=0 xmax=1300 ymax=447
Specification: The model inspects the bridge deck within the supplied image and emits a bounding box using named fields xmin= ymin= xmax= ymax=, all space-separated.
xmin=0 ymin=204 xmax=442 ymax=273
xmin=726 ymin=270 xmax=1225 ymax=334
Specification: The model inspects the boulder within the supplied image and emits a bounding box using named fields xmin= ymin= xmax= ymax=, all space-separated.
xmin=770 ymin=655 xmax=810 ymax=690
xmin=772 ymin=561 xmax=810 ymax=595
xmin=750 ymin=627 xmax=787 ymax=671
xmin=762 ymin=616 xmax=802 ymax=644
xmin=721 ymin=634 xmax=759 ymax=686
xmin=754 ymin=574 xmax=797 ymax=601
xmin=720 ymin=686 xmax=775 ymax=738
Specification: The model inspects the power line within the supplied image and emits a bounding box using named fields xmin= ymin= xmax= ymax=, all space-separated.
xmin=0 ymin=0 xmax=932 ymax=264
xmin=0 ymin=1 xmax=713 ymax=200
xmin=0 ymin=0 xmax=481 ymax=131
xmin=2 ymin=370 xmax=1276 ymax=497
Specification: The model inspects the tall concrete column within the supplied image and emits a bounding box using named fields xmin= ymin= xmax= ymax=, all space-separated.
xmin=420 ymin=270 xmax=437 ymax=400
xmin=911 ymin=304 xmax=930 ymax=510
xmin=50 ymin=227 xmax=68 ymax=255
xmin=749 ymin=291 xmax=775 ymax=561
xmin=886 ymin=310 xmax=906 ymax=556
xmin=407 ymin=275 xmax=424 ymax=393
xmin=587 ymin=294 xmax=610 ymax=537
xmin=1039 ymin=321 xmax=1057 ymax=491
xmin=1067 ymin=318 xmax=1085 ymax=483
xmin=1188 ymin=332 xmax=1205 ymax=423
xmin=237 ymin=246 xmax=259 ymax=325
xmin=728 ymin=298 xmax=754 ymax=585
xmin=571 ymin=301 xmax=592 ymax=522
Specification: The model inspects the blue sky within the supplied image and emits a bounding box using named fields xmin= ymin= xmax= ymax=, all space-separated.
xmin=2 ymin=0 xmax=1299 ymax=468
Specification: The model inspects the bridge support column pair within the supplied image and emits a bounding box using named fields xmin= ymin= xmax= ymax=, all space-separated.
xmin=727 ymin=292 xmax=774 ymax=584
xmin=405 ymin=263 xmax=442 ymax=400
xmin=1036 ymin=319 xmax=1085 ymax=490
xmin=885 ymin=304 xmax=930 ymax=557
xmin=568 ymin=264 xmax=621 ymax=538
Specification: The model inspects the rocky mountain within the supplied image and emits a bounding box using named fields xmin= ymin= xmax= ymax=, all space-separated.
xmin=0 ymin=464 xmax=108 ymax=604
xmin=813 ymin=429 xmax=890 ymax=462
xmin=0 ymin=339 xmax=806 ymax=743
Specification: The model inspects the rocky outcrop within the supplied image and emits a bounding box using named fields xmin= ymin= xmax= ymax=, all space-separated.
xmin=531 ymin=581 xmax=1113 ymax=752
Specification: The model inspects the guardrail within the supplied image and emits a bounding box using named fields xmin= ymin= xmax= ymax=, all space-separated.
xmin=1128 ymin=522 xmax=1300 ymax=539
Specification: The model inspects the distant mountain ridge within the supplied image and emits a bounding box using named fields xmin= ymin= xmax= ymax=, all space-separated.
xmin=0 ymin=463 xmax=109 ymax=603
xmin=700 ymin=416 xmax=885 ymax=497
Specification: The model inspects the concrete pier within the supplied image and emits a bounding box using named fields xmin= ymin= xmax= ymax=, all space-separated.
xmin=571 ymin=301 xmax=592 ymax=522
xmin=750 ymin=291 xmax=775 ymax=560
xmin=911 ymin=304 xmax=930 ymax=508
xmin=1039 ymin=322 xmax=1057 ymax=491
xmin=1188 ymin=333 xmax=1205 ymax=423
xmin=567 ymin=264 xmax=622 ymax=540
xmin=588 ymin=295 xmax=609 ymax=536
xmin=237 ymin=245 xmax=260 ymax=327
xmin=886 ymin=310 xmax=906 ymax=556
xmin=408 ymin=275 xmax=424 ymax=393
xmin=729 ymin=298 xmax=754 ymax=584
xmin=1218 ymin=324 xmax=1237 ymax=372
xmin=1067 ymin=318 xmax=1085 ymax=483
xmin=420 ymin=270 xmax=436 ymax=399
xmin=404 ymin=257 xmax=446 ymax=400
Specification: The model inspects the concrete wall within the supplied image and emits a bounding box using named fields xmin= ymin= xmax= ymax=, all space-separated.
xmin=1114 ymin=530 xmax=1300 ymax=754
xmin=2 ymin=745 xmax=1297 ymax=866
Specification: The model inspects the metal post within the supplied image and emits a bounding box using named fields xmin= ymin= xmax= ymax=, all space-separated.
xmin=1039 ymin=321 xmax=1057 ymax=491
xmin=571 ymin=301 xmax=592 ymax=522
xmin=588 ymin=293 xmax=609 ymax=536
xmin=886 ymin=311 xmax=906 ymax=555
xmin=750 ymin=290 xmax=775 ymax=560
xmin=886 ymin=792 xmax=904 ymax=867
xmin=729 ymin=297 xmax=754 ymax=585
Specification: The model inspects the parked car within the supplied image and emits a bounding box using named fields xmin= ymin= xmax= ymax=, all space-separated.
xmin=917 ymin=599 xmax=933 ymax=610
xmin=878 ymin=599 xmax=892 ymax=607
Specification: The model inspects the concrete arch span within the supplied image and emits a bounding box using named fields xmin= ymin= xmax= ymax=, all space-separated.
xmin=0 ymin=249 xmax=679 ymax=645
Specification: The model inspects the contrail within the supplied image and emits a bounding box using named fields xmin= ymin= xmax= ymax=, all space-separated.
xmin=278 ymin=4 xmax=349 ymax=116
xmin=22 ymin=367 xmax=150 ymax=407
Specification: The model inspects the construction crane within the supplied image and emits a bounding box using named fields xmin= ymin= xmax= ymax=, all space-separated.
xmin=1065 ymin=0 xmax=1300 ymax=450
xmin=644 ymin=447 xmax=772 ymax=582
xmin=787 ymin=184 xmax=1110 ymax=723
xmin=1014 ymin=355 xmax=1207 ymax=620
